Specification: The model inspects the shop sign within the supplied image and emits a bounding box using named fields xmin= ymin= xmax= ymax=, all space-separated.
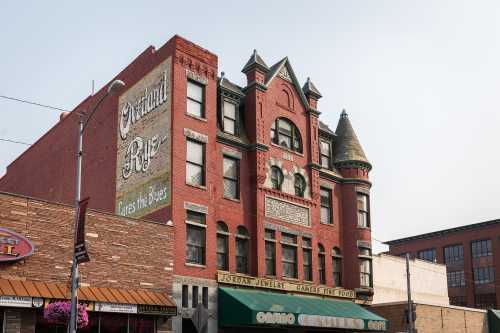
xmin=43 ymin=298 xmax=94 ymax=311
xmin=0 ymin=227 xmax=35 ymax=262
xmin=298 ymin=314 xmax=365 ymax=330
xmin=137 ymin=304 xmax=177 ymax=316
xmin=217 ymin=272 xmax=355 ymax=299
xmin=95 ymin=302 xmax=137 ymax=314
xmin=256 ymin=312 xmax=295 ymax=325
xmin=0 ymin=296 xmax=32 ymax=308
xmin=115 ymin=57 xmax=172 ymax=219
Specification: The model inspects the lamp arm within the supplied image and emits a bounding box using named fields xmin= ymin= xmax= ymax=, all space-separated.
xmin=81 ymin=91 xmax=110 ymax=132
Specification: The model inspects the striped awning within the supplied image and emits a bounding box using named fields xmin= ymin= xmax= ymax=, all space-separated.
xmin=0 ymin=278 xmax=175 ymax=307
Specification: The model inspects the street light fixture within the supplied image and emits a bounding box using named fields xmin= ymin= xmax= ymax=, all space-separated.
xmin=68 ymin=79 xmax=125 ymax=333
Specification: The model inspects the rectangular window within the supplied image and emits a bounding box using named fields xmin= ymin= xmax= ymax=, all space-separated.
xmin=187 ymin=80 xmax=204 ymax=118
xmin=202 ymin=287 xmax=208 ymax=309
xmin=318 ymin=253 xmax=326 ymax=284
xmin=282 ymin=245 xmax=297 ymax=278
xmin=333 ymin=257 xmax=342 ymax=286
xmin=236 ymin=237 xmax=249 ymax=274
xmin=447 ymin=270 xmax=465 ymax=287
xmin=302 ymin=238 xmax=312 ymax=281
xmin=320 ymin=140 xmax=332 ymax=169
xmin=192 ymin=286 xmax=198 ymax=308
xmin=182 ymin=285 xmax=188 ymax=308
xmin=216 ymin=233 xmax=228 ymax=270
xmin=223 ymin=156 xmax=239 ymax=199
xmin=471 ymin=240 xmax=492 ymax=258
xmin=360 ymin=259 xmax=372 ymax=288
xmin=265 ymin=229 xmax=276 ymax=276
xmin=417 ymin=248 xmax=436 ymax=262
xmin=186 ymin=210 xmax=206 ymax=265
xmin=357 ymin=193 xmax=369 ymax=228
xmin=474 ymin=266 xmax=495 ymax=284
xmin=444 ymin=244 xmax=464 ymax=264
xmin=186 ymin=139 xmax=205 ymax=186
xmin=320 ymin=187 xmax=332 ymax=224
xmin=223 ymin=100 xmax=238 ymax=135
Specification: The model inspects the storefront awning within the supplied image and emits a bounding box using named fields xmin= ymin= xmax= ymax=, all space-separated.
xmin=0 ymin=278 xmax=176 ymax=309
xmin=488 ymin=309 xmax=500 ymax=333
xmin=219 ymin=287 xmax=388 ymax=331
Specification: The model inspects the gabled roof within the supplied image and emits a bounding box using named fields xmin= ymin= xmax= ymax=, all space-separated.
xmin=241 ymin=49 xmax=269 ymax=73
xmin=318 ymin=120 xmax=335 ymax=136
xmin=264 ymin=57 xmax=311 ymax=111
xmin=302 ymin=77 xmax=322 ymax=99
xmin=333 ymin=110 xmax=371 ymax=169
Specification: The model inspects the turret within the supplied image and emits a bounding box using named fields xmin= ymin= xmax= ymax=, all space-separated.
xmin=302 ymin=77 xmax=322 ymax=111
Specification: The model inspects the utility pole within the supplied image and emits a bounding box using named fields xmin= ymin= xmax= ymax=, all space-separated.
xmin=406 ymin=253 xmax=414 ymax=333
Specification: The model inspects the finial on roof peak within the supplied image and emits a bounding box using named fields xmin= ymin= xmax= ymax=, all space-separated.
xmin=341 ymin=109 xmax=348 ymax=118
xmin=242 ymin=49 xmax=269 ymax=73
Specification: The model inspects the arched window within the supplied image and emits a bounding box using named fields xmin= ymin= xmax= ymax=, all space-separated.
xmin=236 ymin=226 xmax=250 ymax=274
xmin=216 ymin=222 xmax=229 ymax=270
xmin=270 ymin=166 xmax=284 ymax=190
xmin=294 ymin=173 xmax=306 ymax=197
xmin=318 ymin=243 xmax=326 ymax=284
xmin=332 ymin=247 xmax=342 ymax=287
xmin=270 ymin=118 xmax=302 ymax=153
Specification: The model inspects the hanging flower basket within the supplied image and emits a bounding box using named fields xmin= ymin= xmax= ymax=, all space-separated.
xmin=44 ymin=301 xmax=89 ymax=328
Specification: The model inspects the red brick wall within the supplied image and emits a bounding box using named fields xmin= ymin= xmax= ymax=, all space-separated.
xmin=0 ymin=192 xmax=174 ymax=294
xmin=387 ymin=223 xmax=500 ymax=309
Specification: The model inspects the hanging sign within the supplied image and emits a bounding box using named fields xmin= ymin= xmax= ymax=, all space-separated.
xmin=0 ymin=227 xmax=35 ymax=262
xmin=0 ymin=296 xmax=33 ymax=308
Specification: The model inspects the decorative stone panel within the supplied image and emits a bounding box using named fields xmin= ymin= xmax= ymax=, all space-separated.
xmin=184 ymin=128 xmax=208 ymax=143
xmin=183 ymin=201 xmax=208 ymax=214
xmin=265 ymin=196 xmax=310 ymax=227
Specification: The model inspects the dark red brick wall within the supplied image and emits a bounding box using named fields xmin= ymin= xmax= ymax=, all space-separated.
xmin=0 ymin=192 xmax=174 ymax=294
xmin=387 ymin=223 xmax=500 ymax=308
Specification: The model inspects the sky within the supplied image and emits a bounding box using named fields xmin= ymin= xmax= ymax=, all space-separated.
xmin=1 ymin=1 xmax=500 ymax=253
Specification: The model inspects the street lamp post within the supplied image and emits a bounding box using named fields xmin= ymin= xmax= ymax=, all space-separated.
xmin=68 ymin=79 xmax=125 ymax=333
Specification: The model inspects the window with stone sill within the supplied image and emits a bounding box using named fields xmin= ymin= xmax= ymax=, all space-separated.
xmin=222 ymin=100 xmax=239 ymax=135
xmin=320 ymin=139 xmax=332 ymax=169
xmin=187 ymin=80 xmax=205 ymax=118
xmin=265 ymin=229 xmax=276 ymax=276
xmin=359 ymin=258 xmax=372 ymax=288
xmin=357 ymin=193 xmax=370 ymax=228
xmin=332 ymin=247 xmax=342 ymax=287
xmin=216 ymin=221 xmax=229 ymax=271
xmin=270 ymin=166 xmax=284 ymax=190
xmin=223 ymin=156 xmax=239 ymax=199
xmin=186 ymin=139 xmax=205 ymax=186
xmin=294 ymin=173 xmax=306 ymax=197
xmin=236 ymin=226 xmax=249 ymax=274
xmin=318 ymin=243 xmax=326 ymax=284
xmin=303 ymin=237 xmax=312 ymax=281
xmin=271 ymin=117 xmax=302 ymax=153
xmin=186 ymin=225 xmax=205 ymax=265
xmin=320 ymin=187 xmax=332 ymax=225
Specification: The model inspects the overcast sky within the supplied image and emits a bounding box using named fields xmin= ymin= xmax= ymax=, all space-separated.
xmin=2 ymin=1 xmax=500 ymax=252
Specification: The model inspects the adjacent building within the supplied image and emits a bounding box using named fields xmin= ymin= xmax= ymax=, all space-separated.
xmin=385 ymin=219 xmax=500 ymax=310
xmin=372 ymin=253 xmax=449 ymax=305
xmin=0 ymin=35 xmax=387 ymax=332
xmin=0 ymin=192 xmax=176 ymax=333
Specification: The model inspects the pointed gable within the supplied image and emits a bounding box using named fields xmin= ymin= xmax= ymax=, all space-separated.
xmin=333 ymin=110 xmax=371 ymax=169
xmin=264 ymin=57 xmax=310 ymax=111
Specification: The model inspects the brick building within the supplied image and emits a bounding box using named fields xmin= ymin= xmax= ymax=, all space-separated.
xmin=0 ymin=35 xmax=387 ymax=332
xmin=0 ymin=191 xmax=176 ymax=333
xmin=386 ymin=219 xmax=500 ymax=310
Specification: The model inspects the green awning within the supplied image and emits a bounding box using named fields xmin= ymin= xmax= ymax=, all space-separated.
xmin=218 ymin=287 xmax=388 ymax=331
xmin=488 ymin=309 xmax=500 ymax=333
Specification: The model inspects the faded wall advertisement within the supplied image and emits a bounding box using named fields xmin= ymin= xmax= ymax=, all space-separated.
xmin=115 ymin=57 xmax=171 ymax=218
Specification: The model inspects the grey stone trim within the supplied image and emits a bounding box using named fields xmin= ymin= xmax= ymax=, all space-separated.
xmin=357 ymin=240 xmax=372 ymax=249
xmin=334 ymin=160 xmax=372 ymax=171
xmin=319 ymin=181 xmax=334 ymax=189
xmin=249 ymin=142 xmax=270 ymax=152
xmin=319 ymin=170 xmax=344 ymax=183
xmin=222 ymin=148 xmax=242 ymax=159
xmin=264 ymin=222 xmax=312 ymax=238
xmin=184 ymin=128 xmax=208 ymax=143
xmin=216 ymin=134 xmax=250 ymax=150
xmin=186 ymin=69 xmax=208 ymax=85
xmin=183 ymin=201 xmax=208 ymax=214
xmin=319 ymin=128 xmax=336 ymax=140
xmin=306 ymin=108 xmax=321 ymax=117
xmin=356 ymin=186 xmax=370 ymax=195
xmin=308 ymin=162 xmax=322 ymax=171
xmin=242 ymin=81 xmax=268 ymax=92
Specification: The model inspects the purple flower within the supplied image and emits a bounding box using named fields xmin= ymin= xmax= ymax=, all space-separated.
xmin=44 ymin=301 xmax=89 ymax=328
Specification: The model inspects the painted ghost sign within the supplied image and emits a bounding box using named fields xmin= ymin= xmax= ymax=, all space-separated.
xmin=115 ymin=57 xmax=172 ymax=218
xmin=0 ymin=228 xmax=35 ymax=262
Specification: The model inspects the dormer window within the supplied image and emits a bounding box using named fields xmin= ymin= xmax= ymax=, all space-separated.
xmin=222 ymin=100 xmax=238 ymax=135
xmin=320 ymin=139 xmax=332 ymax=169
xmin=271 ymin=118 xmax=302 ymax=153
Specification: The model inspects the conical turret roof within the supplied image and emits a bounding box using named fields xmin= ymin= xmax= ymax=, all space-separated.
xmin=333 ymin=110 xmax=371 ymax=169
xmin=241 ymin=49 xmax=269 ymax=73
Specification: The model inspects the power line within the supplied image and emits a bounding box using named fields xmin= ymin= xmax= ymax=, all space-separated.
xmin=0 ymin=94 xmax=70 ymax=113
xmin=0 ymin=138 xmax=31 ymax=146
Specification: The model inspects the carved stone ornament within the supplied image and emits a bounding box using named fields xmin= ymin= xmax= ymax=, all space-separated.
xmin=278 ymin=65 xmax=292 ymax=82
